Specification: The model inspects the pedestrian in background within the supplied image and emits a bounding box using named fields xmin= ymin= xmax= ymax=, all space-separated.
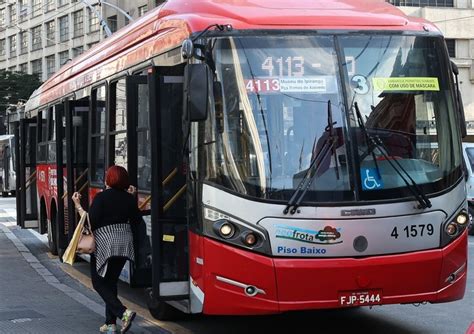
xmin=72 ymin=165 xmax=141 ymax=334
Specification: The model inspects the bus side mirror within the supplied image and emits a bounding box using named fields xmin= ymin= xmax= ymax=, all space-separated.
xmin=184 ymin=63 xmax=212 ymax=122
xmin=451 ymin=61 xmax=466 ymax=137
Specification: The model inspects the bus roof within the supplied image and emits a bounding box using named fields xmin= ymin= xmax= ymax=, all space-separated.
xmin=26 ymin=0 xmax=439 ymax=114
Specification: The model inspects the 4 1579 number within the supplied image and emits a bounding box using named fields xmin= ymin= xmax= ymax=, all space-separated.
xmin=390 ymin=224 xmax=434 ymax=239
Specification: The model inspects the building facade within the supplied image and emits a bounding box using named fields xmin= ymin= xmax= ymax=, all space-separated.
xmin=0 ymin=0 xmax=165 ymax=82
xmin=389 ymin=0 xmax=474 ymax=129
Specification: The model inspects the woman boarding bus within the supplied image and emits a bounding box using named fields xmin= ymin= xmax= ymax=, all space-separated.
xmin=16 ymin=0 xmax=468 ymax=319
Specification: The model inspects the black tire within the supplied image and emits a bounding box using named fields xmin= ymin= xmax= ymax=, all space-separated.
xmin=47 ymin=206 xmax=58 ymax=256
xmin=1 ymin=191 xmax=8 ymax=197
xmin=468 ymin=206 xmax=474 ymax=236
xmin=145 ymin=288 xmax=185 ymax=321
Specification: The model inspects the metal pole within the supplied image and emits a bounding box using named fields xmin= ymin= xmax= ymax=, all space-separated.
xmin=99 ymin=0 xmax=134 ymax=22
xmin=79 ymin=0 xmax=112 ymax=37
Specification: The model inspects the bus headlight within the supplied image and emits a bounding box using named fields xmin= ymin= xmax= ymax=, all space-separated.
xmin=445 ymin=223 xmax=458 ymax=236
xmin=213 ymin=220 xmax=236 ymax=239
xmin=455 ymin=212 xmax=468 ymax=225
xmin=203 ymin=207 xmax=271 ymax=255
xmin=242 ymin=232 xmax=258 ymax=247
xmin=441 ymin=209 xmax=469 ymax=246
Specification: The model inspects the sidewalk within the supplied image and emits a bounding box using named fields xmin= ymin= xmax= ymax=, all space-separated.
xmin=0 ymin=218 xmax=166 ymax=334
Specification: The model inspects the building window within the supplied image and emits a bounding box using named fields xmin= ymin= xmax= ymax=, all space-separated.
xmin=9 ymin=35 xmax=16 ymax=57
xmin=387 ymin=0 xmax=453 ymax=7
xmin=9 ymin=4 xmax=16 ymax=25
xmin=32 ymin=0 xmax=42 ymax=17
xmin=46 ymin=55 xmax=55 ymax=78
xmin=0 ymin=8 xmax=5 ymax=28
xmin=73 ymin=10 xmax=83 ymax=37
xmin=31 ymin=59 xmax=42 ymax=79
xmin=46 ymin=0 xmax=54 ymax=12
xmin=445 ymin=39 xmax=456 ymax=58
xmin=87 ymin=42 xmax=98 ymax=49
xmin=59 ymin=15 xmax=69 ymax=42
xmin=32 ymin=25 xmax=42 ymax=50
xmin=19 ymin=0 xmax=27 ymax=22
xmin=72 ymin=46 xmax=83 ymax=58
xmin=58 ymin=0 xmax=67 ymax=7
xmin=9 ymin=66 xmax=16 ymax=72
xmin=88 ymin=6 xmax=99 ymax=32
xmin=0 ymin=39 xmax=5 ymax=56
xmin=19 ymin=63 xmax=27 ymax=73
xmin=46 ymin=20 xmax=55 ymax=46
xmin=20 ymin=31 xmax=28 ymax=54
xmin=138 ymin=5 xmax=148 ymax=16
xmin=107 ymin=15 xmax=117 ymax=33
xmin=59 ymin=50 xmax=69 ymax=66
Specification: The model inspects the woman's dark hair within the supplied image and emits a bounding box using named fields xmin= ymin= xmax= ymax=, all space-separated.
xmin=105 ymin=165 xmax=130 ymax=190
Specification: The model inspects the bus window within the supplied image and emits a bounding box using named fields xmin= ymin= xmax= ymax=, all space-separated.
xmin=48 ymin=107 xmax=56 ymax=163
xmin=11 ymin=137 xmax=15 ymax=172
xmin=137 ymin=83 xmax=151 ymax=191
xmin=91 ymin=86 xmax=106 ymax=184
xmin=37 ymin=110 xmax=48 ymax=163
xmin=110 ymin=79 xmax=128 ymax=169
xmin=73 ymin=102 xmax=89 ymax=165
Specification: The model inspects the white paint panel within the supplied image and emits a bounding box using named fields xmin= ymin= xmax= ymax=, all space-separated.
xmin=159 ymin=281 xmax=189 ymax=296
xmin=24 ymin=220 xmax=38 ymax=228
xmin=202 ymin=182 xmax=466 ymax=224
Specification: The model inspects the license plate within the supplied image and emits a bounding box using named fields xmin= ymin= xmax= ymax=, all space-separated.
xmin=339 ymin=290 xmax=382 ymax=307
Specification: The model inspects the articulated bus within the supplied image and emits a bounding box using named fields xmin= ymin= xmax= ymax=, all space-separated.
xmin=16 ymin=0 xmax=468 ymax=319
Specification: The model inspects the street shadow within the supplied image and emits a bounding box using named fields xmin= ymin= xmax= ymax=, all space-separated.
xmin=171 ymin=307 xmax=419 ymax=334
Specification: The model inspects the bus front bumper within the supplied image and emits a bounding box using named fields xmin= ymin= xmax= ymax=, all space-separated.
xmin=199 ymin=231 xmax=467 ymax=315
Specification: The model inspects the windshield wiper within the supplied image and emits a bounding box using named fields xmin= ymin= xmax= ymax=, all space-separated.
xmin=354 ymin=102 xmax=432 ymax=209
xmin=284 ymin=101 xmax=338 ymax=215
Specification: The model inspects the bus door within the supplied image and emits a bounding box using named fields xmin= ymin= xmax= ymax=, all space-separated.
xmin=126 ymin=68 xmax=188 ymax=303
xmin=149 ymin=67 xmax=188 ymax=303
xmin=17 ymin=118 xmax=38 ymax=228
xmin=4 ymin=138 xmax=12 ymax=194
xmin=117 ymin=75 xmax=150 ymax=287
xmin=64 ymin=99 xmax=90 ymax=244
xmin=108 ymin=77 xmax=144 ymax=285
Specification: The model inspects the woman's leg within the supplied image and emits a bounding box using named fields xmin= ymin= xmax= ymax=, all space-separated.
xmin=104 ymin=257 xmax=127 ymax=318
xmin=91 ymin=255 xmax=127 ymax=324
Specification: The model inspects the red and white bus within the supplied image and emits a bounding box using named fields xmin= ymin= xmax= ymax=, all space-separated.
xmin=16 ymin=0 xmax=468 ymax=319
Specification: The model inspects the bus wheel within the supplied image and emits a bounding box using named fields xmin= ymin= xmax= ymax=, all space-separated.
xmin=145 ymin=288 xmax=184 ymax=320
xmin=2 ymin=191 xmax=8 ymax=197
xmin=47 ymin=206 xmax=58 ymax=256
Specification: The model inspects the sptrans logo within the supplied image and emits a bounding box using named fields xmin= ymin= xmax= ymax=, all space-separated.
xmin=275 ymin=225 xmax=342 ymax=245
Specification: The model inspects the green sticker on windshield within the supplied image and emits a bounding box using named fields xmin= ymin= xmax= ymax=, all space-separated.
xmin=372 ymin=77 xmax=439 ymax=91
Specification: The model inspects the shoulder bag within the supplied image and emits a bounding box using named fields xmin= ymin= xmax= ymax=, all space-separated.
xmin=77 ymin=213 xmax=96 ymax=254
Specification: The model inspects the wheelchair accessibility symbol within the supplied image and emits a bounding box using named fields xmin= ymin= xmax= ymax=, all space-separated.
xmin=361 ymin=168 xmax=384 ymax=190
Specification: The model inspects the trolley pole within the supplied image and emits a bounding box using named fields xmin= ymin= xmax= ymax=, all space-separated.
xmin=78 ymin=0 xmax=112 ymax=37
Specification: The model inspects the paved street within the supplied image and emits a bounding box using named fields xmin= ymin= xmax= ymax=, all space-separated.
xmin=0 ymin=198 xmax=167 ymax=334
xmin=0 ymin=197 xmax=472 ymax=334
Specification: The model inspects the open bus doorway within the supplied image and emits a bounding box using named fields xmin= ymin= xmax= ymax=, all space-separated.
xmin=16 ymin=118 xmax=38 ymax=229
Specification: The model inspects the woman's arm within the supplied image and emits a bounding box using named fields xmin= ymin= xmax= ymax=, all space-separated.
xmin=72 ymin=192 xmax=86 ymax=216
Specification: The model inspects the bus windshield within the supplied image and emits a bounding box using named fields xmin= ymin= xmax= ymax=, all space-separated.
xmin=198 ymin=34 xmax=461 ymax=203
xmin=341 ymin=35 xmax=462 ymax=201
